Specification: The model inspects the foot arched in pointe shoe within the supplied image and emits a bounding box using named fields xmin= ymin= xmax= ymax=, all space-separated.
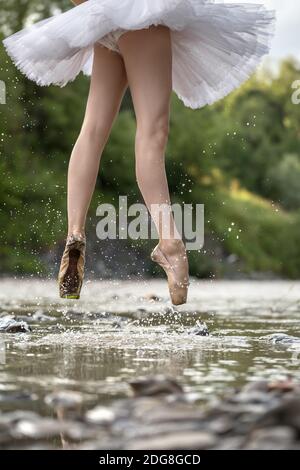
xmin=58 ymin=234 xmax=86 ymax=299
xmin=151 ymin=240 xmax=189 ymax=306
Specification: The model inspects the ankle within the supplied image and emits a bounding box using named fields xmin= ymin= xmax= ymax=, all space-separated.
xmin=67 ymin=229 xmax=86 ymax=241
xmin=159 ymin=238 xmax=185 ymax=255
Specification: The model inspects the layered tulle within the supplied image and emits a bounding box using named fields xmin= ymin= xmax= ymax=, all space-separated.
xmin=3 ymin=0 xmax=275 ymax=109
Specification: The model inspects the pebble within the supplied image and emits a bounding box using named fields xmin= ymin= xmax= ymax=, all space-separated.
xmin=245 ymin=426 xmax=297 ymax=450
xmin=32 ymin=310 xmax=56 ymax=322
xmin=187 ymin=321 xmax=209 ymax=336
xmin=261 ymin=333 xmax=300 ymax=346
xmin=133 ymin=404 xmax=204 ymax=425
xmin=0 ymin=392 xmax=38 ymax=404
xmin=0 ymin=411 xmax=39 ymax=426
xmin=255 ymin=397 xmax=300 ymax=431
xmin=127 ymin=431 xmax=217 ymax=450
xmin=44 ymin=390 xmax=83 ymax=410
xmin=206 ymin=416 xmax=234 ymax=435
xmin=129 ymin=375 xmax=184 ymax=397
xmin=268 ymin=377 xmax=297 ymax=392
xmin=14 ymin=418 xmax=67 ymax=439
xmin=85 ymin=406 xmax=116 ymax=425
xmin=143 ymin=293 xmax=161 ymax=302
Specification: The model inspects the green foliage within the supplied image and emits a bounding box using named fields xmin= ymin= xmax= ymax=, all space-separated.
xmin=267 ymin=154 xmax=300 ymax=209
xmin=0 ymin=0 xmax=70 ymax=33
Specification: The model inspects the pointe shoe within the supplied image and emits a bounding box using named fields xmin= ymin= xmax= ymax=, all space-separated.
xmin=151 ymin=241 xmax=189 ymax=306
xmin=58 ymin=234 xmax=86 ymax=299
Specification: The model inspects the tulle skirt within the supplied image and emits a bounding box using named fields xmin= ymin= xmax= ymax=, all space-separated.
xmin=3 ymin=0 xmax=275 ymax=109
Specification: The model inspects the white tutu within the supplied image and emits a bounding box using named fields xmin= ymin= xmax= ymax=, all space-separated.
xmin=3 ymin=0 xmax=275 ymax=109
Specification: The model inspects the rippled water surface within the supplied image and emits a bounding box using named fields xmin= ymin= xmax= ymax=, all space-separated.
xmin=1 ymin=279 xmax=300 ymax=416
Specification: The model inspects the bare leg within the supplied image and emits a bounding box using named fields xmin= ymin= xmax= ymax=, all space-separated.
xmin=118 ymin=26 xmax=180 ymax=247
xmin=67 ymin=44 xmax=127 ymax=238
xmin=118 ymin=26 xmax=189 ymax=303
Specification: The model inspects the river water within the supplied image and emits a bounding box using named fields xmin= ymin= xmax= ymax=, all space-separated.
xmin=1 ymin=279 xmax=300 ymax=418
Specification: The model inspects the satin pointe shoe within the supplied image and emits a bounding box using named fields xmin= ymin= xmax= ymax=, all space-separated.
xmin=58 ymin=234 xmax=86 ymax=299
xmin=151 ymin=241 xmax=189 ymax=306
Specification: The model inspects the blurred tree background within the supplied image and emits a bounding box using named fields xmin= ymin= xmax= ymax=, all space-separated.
xmin=1 ymin=0 xmax=300 ymax=279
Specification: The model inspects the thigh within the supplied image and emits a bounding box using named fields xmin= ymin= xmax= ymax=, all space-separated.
xmin=117 ymin=26 xmax=172 ymax=127
xmin=83 ymin=44 xmax=128 ymax=131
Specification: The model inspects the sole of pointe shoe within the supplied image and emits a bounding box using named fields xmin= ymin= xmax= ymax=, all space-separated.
xmin=61 ymin=294 xmax=80 ymax=299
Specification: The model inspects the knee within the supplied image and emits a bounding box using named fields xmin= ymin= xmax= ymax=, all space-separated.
xmin=80 ymin=119 xmax=111 ymax=149
xmin=136 ymin=116 xmax=169 ymax=156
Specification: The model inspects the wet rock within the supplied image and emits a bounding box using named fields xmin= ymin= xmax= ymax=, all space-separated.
xmin=13 ymin=417 xmax=93 ymax=442
xmin=131 ymin=401 xmax=204 ymax=425
xmin=9 ymin=315 xmax=32 ymax=323
xmin=124 ymin=421 xmax=204 ymax=441
xmin=229 ymin=390 xmax=273 ymax=405
xmin=260 ymin=333 xmax=300 ymax=346
xmin=187 ymin=321 xmax=209 ymax=336
xmin=17 ymin=443 xmax=55 ymax=450
xmin=144 ymin=293 xmax=161 ymax=302
xmin=111 ymin=317 xmax=129 ymax=329
xmin=243 ymin=378 xmax=299 ymax=395
xmin=206 ymin=416 xmax=234 ymax=435
xmin=0 ymin=316 xmax=31 ymax=333
xmin=106 ymin=399 xmax=203 ymax=440
xmin=127 ymin=431 xmax=217 ymax=450
xmin=45 ymin=390 xmax=83 ymax=410
xmin=77 ymin=438 xmax=124 ymax=450
xmin=242 ymin=380 xmax=270 ymax=394
xmin=254 ymin=397 xmax=300 ymax=431
xmin=13 ymin=418 xmax=66 ymax=439
xmin=164 ymin=306 xmax=179 ymax=315
xmin=32 ymin=310 xmax=56 ymax=322
xmin=65 ymin=423 xmax=99 ymax=441
xmin=206 ymin=400 xmax=266 ymax=419
xmin=85 ymin=311 xmax=112 ymax=320
xmin=85 ymin=406 xmax=116 ymax=425
xmin=111 ymin=320 xmax=123 ymax=329
xmin=62 ymin=309 xmax=84 ymax=319
xmin=0 ymin=411 xmax=39 ymax=426
xmin=0 ymin=392 xmax=38 ymax=404
xmin=214 ymin=436 xmax=244 ymax=450
xmin=132 ymin=308 xmax=148 ymax=320
xmin=129 ymin=376 xmax=184 ymax=397
xmin=268 ymin=377 xmax=297 ymax=393
xmin=245 ymin=426 xmax=296 ymax=450
xmin=0 ymin=311 xmax=10 ymax=318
